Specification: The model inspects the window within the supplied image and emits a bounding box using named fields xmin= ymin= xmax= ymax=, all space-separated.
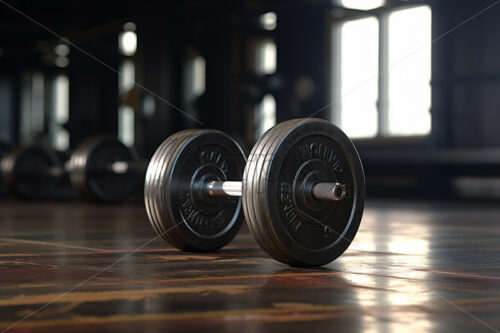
xmin=118 ymin=22 xmax=137 ymax=146
xmin=387 ymin=6 xmax=432 ymax=136
xmin=20 ymin=71 xmax=44 ymax=144
xmin=54 ymin=43 xmax=70 ymax=68
xmin=119 ymin=23 xmax=137 ymax=56
xmin=333 ymin=16 xmax=379 ymax=138
xmin=259 ymin=12 xmax=277 ymax=31
xmin=338 ymin=0 xmax=384 ymax=11
xmin=118 ymin=59 xmax=135 ymax=146
xmin=254 ymin=38 xmax=277 ymax=139
xmin=331 ymin=5 xmax=432 ymax=138
xmin=50 ymin=75 xmax=70 ymax=150
xmin=183 ymin=53 xmax=206 ymax=125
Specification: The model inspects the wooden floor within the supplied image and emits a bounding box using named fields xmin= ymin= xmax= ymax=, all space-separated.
xmin=0 ymin=199 xmax=499 ymax=333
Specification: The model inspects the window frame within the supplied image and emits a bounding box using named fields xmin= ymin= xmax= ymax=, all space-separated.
xmin=329 ymin=1 xmax=432 ymax=144
xmin=251 ymin=36 xmax=278 ymax=140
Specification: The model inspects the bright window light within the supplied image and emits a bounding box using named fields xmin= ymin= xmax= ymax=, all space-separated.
xmin=119 ymin=31 xmax=137 ymax=56
xmin=387 ymin=6 xmax=432 ymax=136
xmin=340 ymin=0 xmax=385 ymax=11
xmin=54 ymin=44 xmax=70 ymax=57
xmin=119 ymin=59 xmax=135 ymax=92
xmin=259 ymin=12 xmax=277 ymax=31
xmin=255 ymin=94 xmax=276 ymax=139
xmin=192 ymin=56 xmax=206 ymax=95
xmin=142 ymin=94 xmax=156 ymax=117
xmin=52 ymin=75 xmax=70 ymax=150
xmin=255 ymin=39 xmax=276 ymax=75
xmin=55 ymin=56 xmax=69 ymax=68
xmin=338 ymin=17 xmax=379 ymax=138
xmin=119 ymin=106 xmax=135 ymax=146
xmin=54 ymin=75 xmax=69 ymax=124
xmin=119 ymin=60 xmax=135 ymax=146
xmin=254 ymin=40 xmax=277 ymax=139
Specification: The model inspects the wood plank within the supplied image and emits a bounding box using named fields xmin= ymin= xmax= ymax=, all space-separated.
xmin=0 ymin=199 xmax=499 ymax=332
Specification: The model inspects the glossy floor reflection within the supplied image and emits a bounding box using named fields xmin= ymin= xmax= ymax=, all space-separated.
xmin=0 ymin=200 xmax=499 ymax=332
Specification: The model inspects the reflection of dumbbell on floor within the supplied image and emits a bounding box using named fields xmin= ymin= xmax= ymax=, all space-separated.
xmin=145 ymin=118 xmax=365 ymax=267
xmin=1 ymin=137 xmax=147 ymax=202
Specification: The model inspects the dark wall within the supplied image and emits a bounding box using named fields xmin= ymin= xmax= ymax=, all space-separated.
xmin=133 ymin=1 xmax=332 ymax=154
xmin=134 ymin=21 xmax=177 ymax=157
xmin=432 ymin=0 xmax=500 ymax=149
xmin=0 ymin=75 xmax=14 ymax=143
xmin=2 ymin=0 xmax=500 ymax=160
xmin=68 ymin=34 xmax=119 ymax=146
xmin=275 ymin=2 xmax=330 ymax=121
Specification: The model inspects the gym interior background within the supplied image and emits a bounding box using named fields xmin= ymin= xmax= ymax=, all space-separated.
xmin=1 ymin=0 xmax=500 ymax=332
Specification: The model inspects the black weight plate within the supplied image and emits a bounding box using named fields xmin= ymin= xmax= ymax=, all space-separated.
xmin=145 ymin=130 xmax=246 ymax=251
xmin=0 ymin=146 xmax=59 ymax=199
xmin=243 ymin=118 xmax=365 ymax=266
xmin=70 ymin=137 xmax=140 ymax=202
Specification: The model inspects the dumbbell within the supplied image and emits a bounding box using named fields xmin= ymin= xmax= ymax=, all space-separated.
xmin=1 ymin=137 xmax=146 ymax=202
xmin=145 ymin=118 xmax=365 ymax=266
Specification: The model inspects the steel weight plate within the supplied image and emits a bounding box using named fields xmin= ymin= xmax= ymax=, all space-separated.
xmin=145 ymin=130 xmax=201 ymax=249
xmin=70 ymin=137 xmax=140 ymax=202
xmin=145 ymin=130 xmax=246 ymax=251
xmin=242 ymin=118 xmax=365 ymax=266
xmin=0 ymin=146 xmax=59 ymax=199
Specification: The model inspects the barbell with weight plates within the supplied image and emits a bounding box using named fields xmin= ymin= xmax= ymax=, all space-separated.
xmin=1 ymin=145 xmax=60 ymax=200
xmin=145 ymin=118 xmax=365 ymax=266
xmin=1 ymin=137 xmax=147 ymax=202
xmin=70 ymin=137 xmax=147 ymax=202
